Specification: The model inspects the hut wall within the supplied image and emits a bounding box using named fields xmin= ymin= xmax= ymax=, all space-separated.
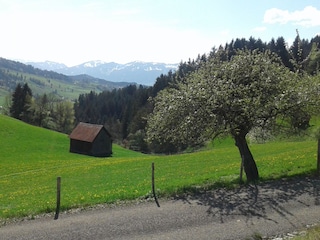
xmin=91 ymin=130 xmax=112 ymax=157
xmin=70 ymin=139 xmax=92 ymax=155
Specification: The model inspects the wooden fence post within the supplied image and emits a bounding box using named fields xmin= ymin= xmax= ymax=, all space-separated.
xmin=54 ymin=177 xmax=61 ymax=220
xmin=152 ymin=162 xmax=160 ymax=207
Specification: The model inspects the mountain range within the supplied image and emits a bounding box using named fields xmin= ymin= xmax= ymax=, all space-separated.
xmin=27 ymin=60 xmax=179 ymax=86
xmin=0 ymin=57 xmax=138 ymax=106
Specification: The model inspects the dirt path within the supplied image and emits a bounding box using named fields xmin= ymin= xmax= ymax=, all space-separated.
xmin=1 ymin=176 xmax=320 ymax=240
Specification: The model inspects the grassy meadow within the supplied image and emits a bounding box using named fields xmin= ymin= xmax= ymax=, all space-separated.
xmin=0 ymin=114 xmax=318 ymax=219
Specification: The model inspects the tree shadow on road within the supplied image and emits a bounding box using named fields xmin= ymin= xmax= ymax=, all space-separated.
xmin=173 ymin=176 xmax=320 ymax=225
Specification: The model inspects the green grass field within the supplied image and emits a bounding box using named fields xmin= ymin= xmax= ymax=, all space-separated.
xmin=0 ymin=114 xmax=318 ymax=219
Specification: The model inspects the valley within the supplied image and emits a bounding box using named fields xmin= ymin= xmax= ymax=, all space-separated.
xmin=0 ymin=58 xmax=141 ymax=106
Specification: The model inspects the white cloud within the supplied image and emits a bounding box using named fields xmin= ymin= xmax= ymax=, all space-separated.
xmin=264 ymin=6 xmax=320 ymax=27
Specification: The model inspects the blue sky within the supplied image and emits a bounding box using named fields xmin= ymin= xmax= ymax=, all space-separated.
xmin=0 ymin=0 xmax=319 ymax=66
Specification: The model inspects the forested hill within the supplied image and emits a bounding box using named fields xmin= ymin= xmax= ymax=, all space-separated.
xmin=0 ymin=57 xmax=135 ymax=104
xmin=73 ymin=35 xmax=320 ymax=153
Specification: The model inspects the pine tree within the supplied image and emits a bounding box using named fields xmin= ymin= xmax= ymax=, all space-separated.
xmin=10 ymin=83 xmax=32 ymax=120
xmin=10 ymin=83 xmax=23 ymax=119
xmin=275 ymin=37 xmax=293 ymax=69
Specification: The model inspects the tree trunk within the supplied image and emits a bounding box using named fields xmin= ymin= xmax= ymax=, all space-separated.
xmin=239 ymin=158 xmax=244 ymax=184
xmin=234 ymin=133 xmax=259 ymax=182
xmin=317 ymin=138 xmax=320 ymax=177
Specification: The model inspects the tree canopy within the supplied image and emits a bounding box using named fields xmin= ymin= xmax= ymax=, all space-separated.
xmin=146 ymin=50 xmax=317 ymax=181
xmin=8 ymin=84 xmax=75 ymax=134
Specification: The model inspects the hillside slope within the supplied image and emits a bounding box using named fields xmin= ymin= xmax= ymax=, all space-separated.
xmin=0 ymin=114 xmax=139 ymax=162
xmin=0 ymin=57 xmax=135 ymax=105
xmin=0 ymin=115 xmax=69 ymax=163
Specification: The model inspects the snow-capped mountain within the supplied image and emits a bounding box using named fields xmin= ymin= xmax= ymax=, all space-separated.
xmin=27 ymin=61 xmax=67 ymax=71
xmin=29 ymin=60 xmax=178 ymax=86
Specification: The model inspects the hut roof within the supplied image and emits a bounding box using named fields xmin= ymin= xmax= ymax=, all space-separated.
xmin=69 ymin=122 xmax=109 ymax=143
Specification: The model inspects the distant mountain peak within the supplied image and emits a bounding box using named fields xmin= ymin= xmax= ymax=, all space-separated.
xmin=27 ymin=60 xmax=67 ymax=71
xmin=83 ymin=60 xmax=107 ymax=68
xmin=28 ymin=60 xmax=178 ymax=86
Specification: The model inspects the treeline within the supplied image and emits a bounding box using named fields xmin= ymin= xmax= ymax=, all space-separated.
xmin=74 ymin=85 xmax=153 ymax=152
xmin=7 ymin=83 xmax=75 ymax=133
xmin=74 ymin=35 xmax=320 ymax=153
xmin=220 ymin=35 xmax=320 ymax=74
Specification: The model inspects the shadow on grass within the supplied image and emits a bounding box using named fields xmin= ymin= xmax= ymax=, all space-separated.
xmin=173 ymin=174 xmax=320 ymax=225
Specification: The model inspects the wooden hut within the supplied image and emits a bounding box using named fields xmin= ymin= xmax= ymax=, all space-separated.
xmin=69 ymin=122 xmax=112 ymax=157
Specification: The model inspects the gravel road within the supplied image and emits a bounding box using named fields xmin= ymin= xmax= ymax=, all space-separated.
xmin=1 ymin=176 xmax=320 ymax=240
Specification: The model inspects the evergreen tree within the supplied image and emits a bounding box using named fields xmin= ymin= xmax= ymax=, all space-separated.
xmin=10 ymin=83 xmax=32 ymax=120
xmin=267 ymin=38 xmax=277 ymax=53
xmin=275 ymin=37 xmax=293 ymax=69
xmin=10 ymin=83 xmax=23 ymax=119
xmin=20 ymin=93 xmax=33 ymax=123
